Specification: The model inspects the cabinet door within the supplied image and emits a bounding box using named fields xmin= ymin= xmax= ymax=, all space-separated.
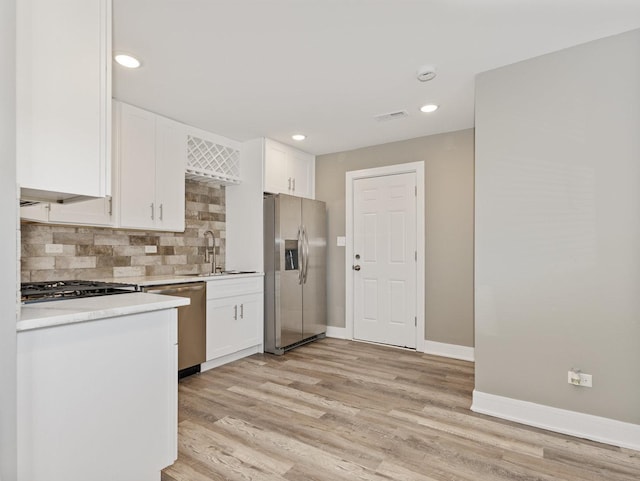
xmin=264 ymin=139 xmax=291 ymax=194
xmin=48 ymin=197 xmax=113 ymax=227
xmin=236 ymin=293 xmax=262 ymax=351
xmin=206 ymin=293 xmax=262 ymax=360
xmin=263 ymin=139 xmax=315 ymax=198
xmin=20 ymin=199 xmax=113 ymax=227
xmin=117 ymin=103 xmax=157 ymax=229
xmin=206 ymin=296 xmax=237 ymax=360
xmin=289 ymin=149 xmax=315 ymax=199
xmin=20 ymin=204 xmax=49 ymax=223
xmin=17 ymin=0 xmax=111 ymax=200
xmin=155 ymin=117 xmax=186 ymax=232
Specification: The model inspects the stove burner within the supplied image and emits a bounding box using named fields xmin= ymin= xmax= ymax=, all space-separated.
xmin=21 ymin=280 xmax=139 ymax=304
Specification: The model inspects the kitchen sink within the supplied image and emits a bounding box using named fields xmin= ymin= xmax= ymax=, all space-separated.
xmin=182 ymin=270 xmax=256 ymax=277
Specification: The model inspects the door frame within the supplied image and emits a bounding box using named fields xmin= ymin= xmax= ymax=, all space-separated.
xmin=345 ymin=161 xmax=425 ymax=351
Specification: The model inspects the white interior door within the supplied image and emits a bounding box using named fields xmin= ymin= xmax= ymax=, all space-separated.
xmin=353 ymin=172 xmax=417 ymax=348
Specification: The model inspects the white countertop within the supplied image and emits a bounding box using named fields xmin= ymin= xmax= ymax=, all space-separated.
xmin=18 ymin=292 xmax=190 ymax=332
xmin=96 ymin=271 xmax=264 ymax=287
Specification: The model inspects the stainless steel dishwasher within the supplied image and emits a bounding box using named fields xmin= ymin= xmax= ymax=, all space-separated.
xmin=142 ymin=282 xmax=206 ymax=376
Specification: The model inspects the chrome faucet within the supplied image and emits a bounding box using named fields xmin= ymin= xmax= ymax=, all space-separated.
xmin=203 ymin=230 xmax=218 ymax=273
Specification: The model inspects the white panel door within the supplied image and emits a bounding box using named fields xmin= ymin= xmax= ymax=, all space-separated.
xmin=353 ymin=172 xmax=417 ymax=348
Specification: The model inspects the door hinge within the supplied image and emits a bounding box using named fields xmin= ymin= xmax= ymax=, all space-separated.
xmin=415 ymin=316 xmax=417 ymax=326
xmin=415 ymin=185 xmax=417 ymax=196
xmin=415 ymin=251 xmax=417 ymax=261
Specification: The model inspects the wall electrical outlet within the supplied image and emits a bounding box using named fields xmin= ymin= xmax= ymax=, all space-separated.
xmin=568 ymin=370 xmax=592 ymax=387
xmin=144 ymin=245 xmax=158 ymax=254
xmin=45 ymin=243 xmax=64 ymax=254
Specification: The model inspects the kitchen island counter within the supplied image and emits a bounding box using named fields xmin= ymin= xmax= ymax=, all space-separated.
xmin=18 ymin=293 xmax=183 ymax=481
xmin=18 ymin=292 xmax=190 ymax=332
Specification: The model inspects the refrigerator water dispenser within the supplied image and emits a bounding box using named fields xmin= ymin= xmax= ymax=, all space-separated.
xmin=284 ymin=240 xmax=299 ymax=270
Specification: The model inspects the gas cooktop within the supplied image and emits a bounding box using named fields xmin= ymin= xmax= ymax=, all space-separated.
xmin=21 ymin=280 xmax=139 ymax=304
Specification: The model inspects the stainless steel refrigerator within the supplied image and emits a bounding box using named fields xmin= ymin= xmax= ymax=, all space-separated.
xmin=264 ymin=194 xmax=327 ymax=354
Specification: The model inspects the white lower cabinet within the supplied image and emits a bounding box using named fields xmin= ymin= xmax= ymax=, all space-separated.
xmin=206 ymin=276 xmax=263 ymax=362
xmin=17 ymin=309 xmax=177 ymax=481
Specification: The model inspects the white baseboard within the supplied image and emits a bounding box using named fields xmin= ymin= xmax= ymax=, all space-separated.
xmin=424 ymin=340 xmax=475 ymax=362
xmin=200 ymin=345 xmax=262 ymax=372
xmin=325 ymin=326 xmax=348 ymax=339
xmin=472 ymin=390 xmax=640 ymax=451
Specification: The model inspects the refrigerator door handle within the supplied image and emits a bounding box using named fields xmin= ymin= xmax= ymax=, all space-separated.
xmin=297 ymin=226 xmax=304 ymax=285
xmin=302 ymin=226 xmax=310 ymax=284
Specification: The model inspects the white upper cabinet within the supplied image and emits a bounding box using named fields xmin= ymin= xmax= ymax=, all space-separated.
xmin=114 ymin=101 xmax=185 ymax=232
xmin=20 ymin=197 xmax=113 ymax=227
xmin=17 ymin=0 xmax=112 ymax=202
xmin=264 ymin=139 xmax=315 ymax=199
xmin=264 ymin=140 xmax=290 ymax=194
xmin=48 ymin=199 xmax=113 ymax=226
xmin=155 ymin=116 xmax=188 ymax=231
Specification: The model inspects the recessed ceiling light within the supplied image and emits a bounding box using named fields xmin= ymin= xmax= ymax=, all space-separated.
xmin=420 ymin=104 xmax=439 ymax=113
xmin=292 ymin=134 xmax=306 ymax=141
xmin=114 ymin=53 xmax=141 ymax=69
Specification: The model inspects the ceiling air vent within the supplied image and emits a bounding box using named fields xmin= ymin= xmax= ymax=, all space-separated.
xmin=374 ymin=110 xmax=409 ymax=122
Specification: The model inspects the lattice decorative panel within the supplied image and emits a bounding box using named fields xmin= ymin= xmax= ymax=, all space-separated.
xmin=186 ymin=135 xmax=241 ymax=185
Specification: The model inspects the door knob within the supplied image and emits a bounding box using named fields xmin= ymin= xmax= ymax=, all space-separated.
xmin=353 ymin=265 xmax=361 ymax=271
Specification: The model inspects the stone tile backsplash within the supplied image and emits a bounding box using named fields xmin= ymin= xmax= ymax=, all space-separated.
xmin=21 ymin=180 xmax=225 ymax=282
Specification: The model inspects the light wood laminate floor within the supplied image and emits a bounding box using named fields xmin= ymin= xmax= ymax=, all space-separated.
xmin=162 ymin=338 xmax=639 ymax=481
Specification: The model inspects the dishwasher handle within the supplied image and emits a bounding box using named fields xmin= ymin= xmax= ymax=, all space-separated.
xmin=143 ymin=283 xmax=205 ymax=295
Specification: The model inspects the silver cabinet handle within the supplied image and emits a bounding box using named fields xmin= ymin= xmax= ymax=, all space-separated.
xmin=233 ymin=305 xmax=238 ymax=320
xmin=288 ymin=177 xmax=292 ymax=191
xmin=240 ymin=303 xmax=244 ymax=319
xmin=108 ymin=197 xmax=113 ymax=216
xmin=159 ymin=203 xmax=163 ymax=220
xmin=150 ymin=203 xmax=155 ymax=220
xmin=292 ymin=178 xmax=296 ymax=192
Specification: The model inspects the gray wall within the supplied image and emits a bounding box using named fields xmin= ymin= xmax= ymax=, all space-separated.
xmin=0 ymin=0 xmax=17 ymax=478
xmin=475 ymin=29 xmax=640 ymax=424
xmin=316 ymin=129 xmax=474 ymax=347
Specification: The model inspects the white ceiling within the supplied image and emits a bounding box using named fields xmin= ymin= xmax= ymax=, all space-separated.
xmin=113 ymin=1 xmax=640 ymax=155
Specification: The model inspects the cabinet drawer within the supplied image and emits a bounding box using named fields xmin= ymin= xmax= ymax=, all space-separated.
xmin=206 ymin=275 xmax=262 ymax=299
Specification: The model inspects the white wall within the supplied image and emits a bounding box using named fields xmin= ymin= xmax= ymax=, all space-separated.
xmin=475 ymin=29 xmax=640 ymax=426
xmin=0 ymin=0 xmax=18 ymax=478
